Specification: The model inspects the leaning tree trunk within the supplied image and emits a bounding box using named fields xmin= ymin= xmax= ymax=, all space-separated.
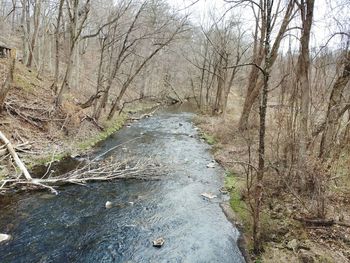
xmin=239 ymin=8 xmax=265 ymax=130
xmin=56 ymin=46 xmax=75 ymax=106
xmin=0 ymin=51 xmax=16 ymax=113
xmin=0 ymin=131 xmax=32 ymax=181
xmin=239 ymin=0 xmax=295 ymax=130
xmin=319 ymin=50 xmax=350 ymax=158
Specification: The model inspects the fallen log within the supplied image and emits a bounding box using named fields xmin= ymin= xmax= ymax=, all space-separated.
xmin=294 ymin=216 xmax=334 ymax=227
xmin=1 ymin=155 xmax=163 ymax=194
xmin=0 ymin=131 xmax=32 ymax=180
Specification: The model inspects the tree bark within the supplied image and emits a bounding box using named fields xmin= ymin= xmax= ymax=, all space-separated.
xmin=239 ymin=0 xmax=295 ymax=130
xmin=51 ymin=0 xmax=64 ymax=94
xmin=0 ymin=51 xmax=16 ymax=113
xmin=296 ymin=0 xmax=314 ymax=160
xmin=27 ymin=0 xmax=41 ymax=68
xmin=319 ymin=50 xmax=350 ymax=157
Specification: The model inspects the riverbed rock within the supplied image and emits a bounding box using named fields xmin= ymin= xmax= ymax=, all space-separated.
xmin=206 ymin=162 xmax=215 ymax=168
xmin=0 ymin=234 xmax=11 ymax=243
xmin=219 ymin=187 xmax=229 ymax=194
xmin=201 ymin=192 xmax=217 ymax=199
xmin=152 ymin=237 xmax=165 ymax=248
xmin=105 ymin=201 xmax=113 ymax=209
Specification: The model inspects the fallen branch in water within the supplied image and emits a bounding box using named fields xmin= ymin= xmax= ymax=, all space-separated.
xmin=1 ymin=156 xmax=164 ymax=194
xmin=0 ymin=131 xmax=32 ymax=181
xmin=128 ymin=107 xmax=159 ymax=121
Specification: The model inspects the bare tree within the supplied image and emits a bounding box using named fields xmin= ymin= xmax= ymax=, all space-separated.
xmin=0 ymin=50 xmax=16 ymax=112
xmin=51 ymin=0 xmax=65 ymax=93
xmin=55 ymin=0 xmax=91 ymax=106
xmin=237 ymin=0 xmax=295 ymax=130
xmin=296 ymin=0 xmax=315 ymax=160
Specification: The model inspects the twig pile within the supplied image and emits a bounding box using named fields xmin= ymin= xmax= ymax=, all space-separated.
xmin=4 ymin=99 xmax=59 ymax=131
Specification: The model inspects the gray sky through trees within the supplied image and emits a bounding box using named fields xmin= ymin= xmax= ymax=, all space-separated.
xmin=168 ymin=0 xmax=349 ymax=51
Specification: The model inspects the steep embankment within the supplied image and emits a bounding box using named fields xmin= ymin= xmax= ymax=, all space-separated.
xmin=0 ymin=58 xmax=156 ymax=182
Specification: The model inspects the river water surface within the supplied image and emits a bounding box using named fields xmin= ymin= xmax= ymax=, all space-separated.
xmin=0 ymin=107 xmax=244 ymax=263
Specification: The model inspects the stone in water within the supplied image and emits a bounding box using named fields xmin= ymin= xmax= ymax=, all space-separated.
xmin=153 ymin=237 xmax=165 ymax=248
xmin=0 ymin=234 xmax=11 ymax=244
xmin=105 ymin=201 xmax=113 ymax=209
xmin=206 ymin=162 xmax=215 ymax=168
xmin=201 ymin=192 xmax=217 ymax=199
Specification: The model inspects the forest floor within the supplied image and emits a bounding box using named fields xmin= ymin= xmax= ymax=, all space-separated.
xmin=0 ymin=58 xmax=159 ymax=184
xmin=195 ymin=97 xmax=350 ymax=263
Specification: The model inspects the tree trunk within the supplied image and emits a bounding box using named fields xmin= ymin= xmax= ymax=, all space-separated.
xmin=297 ymin=0 xmax=314 ymax=160
xmin=0 ymin=51 xmax=16 ymax=112
xmin=0 ymin=131 xmax=32 ymax=181
xmin=27 ymin=0 xmax=41 ymax=68
xmin=239 ymin=0 xmax=295 ymax=130
xmin=253 ymin=0 xmax=272 ymax=253
xmin=51 ymin=0 xmax=64 ymax=93
xmin=319 ymin=50 xmax=350 ymax=157
xmin=20 ymin=0 xmax=29 ymax=64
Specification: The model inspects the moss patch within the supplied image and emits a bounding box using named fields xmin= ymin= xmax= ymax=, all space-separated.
xmin=225 ymin=172 xmax=251 ymax=232
xmin=30 ymin=152 xmax=69 ymax=167
xmin=201 ymin=132 xmax=216 ymax=145
xmin=77 ymin=114 xmax=128 ymax=150
xmin=14 ymin=64 xmax=41 ymax=93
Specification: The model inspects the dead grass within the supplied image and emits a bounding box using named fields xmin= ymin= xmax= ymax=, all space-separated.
xmin=0 ymin=58 xmax=151 ymax=177
xmin=196 ymin=99 xmax=350 ymax=262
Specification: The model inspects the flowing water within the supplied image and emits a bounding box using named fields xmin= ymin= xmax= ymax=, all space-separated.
xmin=0 ymin=106 xmax=245 ymax=263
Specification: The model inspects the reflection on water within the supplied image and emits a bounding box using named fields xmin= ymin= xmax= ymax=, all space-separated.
xmin=0 ymin=105 xmax=244 ymax=263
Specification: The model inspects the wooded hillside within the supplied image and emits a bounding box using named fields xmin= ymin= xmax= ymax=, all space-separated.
xmin=0 ymin=0 xmax=349 ymax=262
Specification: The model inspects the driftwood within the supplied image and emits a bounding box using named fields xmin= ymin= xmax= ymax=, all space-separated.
xmin=1 ymin=155 xmax=163 ymax=194
xmin=0 ymin=131 xmax=32 ymax=180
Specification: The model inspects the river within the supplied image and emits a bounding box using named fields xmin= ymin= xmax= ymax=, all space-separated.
xmin=0 ymin=106 xmax=245 ymax=263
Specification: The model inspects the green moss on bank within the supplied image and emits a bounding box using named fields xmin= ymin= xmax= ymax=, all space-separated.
xmin=14 ymin=63 xmax=41 ymax=93
xmin=30 ymin=152 xmax=69 ymax=167
xmin=225 ymin=172 xmax=251 ymax=232
xmin=26 ymin=114 xmax=128 ymax=168
xmin=77 ymin=113 xmax=128 ymax=150
xmin=201 ymin=132 xmax=216 ymax=145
